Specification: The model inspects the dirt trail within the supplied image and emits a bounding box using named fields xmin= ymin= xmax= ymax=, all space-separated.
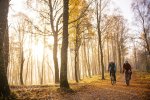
xmin=12 ymin=71 xmax=150 ymax=100
xmin=59 ymin=72 xmax=150 ymax=100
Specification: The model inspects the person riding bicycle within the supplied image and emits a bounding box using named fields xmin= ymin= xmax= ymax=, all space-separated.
xmin=123 ymin=60 xmax=132 ymax=79
xmin=108 ymin=61 xmax=116 ymax=82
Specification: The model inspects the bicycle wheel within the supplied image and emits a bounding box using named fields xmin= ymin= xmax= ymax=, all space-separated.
xmin=125 ymin=72 xmax=130 ymax=86
xmin=111 ymin=73 xmax=115 ymax=85
xmin=126 ymin=80 xmax=130 ymax=86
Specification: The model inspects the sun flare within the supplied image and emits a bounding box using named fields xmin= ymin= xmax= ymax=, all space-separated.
xmin=32 ymin=42 xmax=44 ymax=57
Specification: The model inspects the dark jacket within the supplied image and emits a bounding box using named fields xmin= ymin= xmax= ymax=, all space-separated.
xmin=108 ymin=62 xmax=116 ymax=73
xmin=123 ymin=63 xmax=131 ymax=73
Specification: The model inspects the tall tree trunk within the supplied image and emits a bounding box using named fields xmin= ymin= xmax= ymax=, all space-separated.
xmin=91 ymin=43 xmax=96 ymax=75
xmin=30 ymin=33 xmax=33 ymax=85
xmin=74 ymin=50 xmax=79 ymax=82
xmin=83 ymin=38 xmax=89 ymax=77
xmin=74 ymin=36 xmax=79 ymax=82
xmin=96 ymin=0 xmax=105 ymax=80
xmin=87 ymin=42 xmax=91 ymax=77
xmin=107 ymin=33 xmax=110 ymax=68
xmin=49 ymin=0 xmax=60 ymax=83
xmin=0 ymin=0 xmax=11 ymax=97
xmin=98 ymin=41 xmax=101 ymax=74
xmin=4 ymin=23 xmax=9 ymax=74
xmin=53 ymin=34 xmax=59 ymax=83
xmin=116 ymin=33 xmax=122 ymax=73
xmin=143 ymin=27 xmax=150 ymax=55
xmin=41 ymin=56 xmax=44 ymax=84
xmin=77 ymin=52 xmax=80 ymax=79
xmin=111 ymin=39 xmax=115 ymax=62
xmin=74 ymin=23 xmax=81 ymax=82
xmin=98 ymin=30 xmax=105 ymax=80
xmin=20 ymin=47 xmax=24 ymax=85
xmin=60 ymin=0 xmax=70 ymax=89
xmin=41 ymin=35 xmax=46 ymax=84
xmin=117 ymin=45 xmax=122 ymax=73
xmin=25 ymin=55 xmax=30 ymax=84
xmin=133 ymin=43 xmax=137 ymax=69
xmin=19 ymin=27 xmax=24 ymax=85
xmin=81 ymin=45 xmax=86 ymax=78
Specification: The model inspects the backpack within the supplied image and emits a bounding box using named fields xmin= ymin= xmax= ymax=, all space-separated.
xmin=110 ymin=63 xmax=115 ymax=72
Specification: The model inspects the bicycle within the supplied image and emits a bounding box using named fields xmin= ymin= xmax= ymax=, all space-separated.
xmin=110 ymin=72 xmax=116 ymax=85
xmin=125 ymin=70 xmax=131 ymax=86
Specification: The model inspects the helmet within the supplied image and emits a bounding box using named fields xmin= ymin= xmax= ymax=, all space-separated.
xmin=125 ymin=60 xmax=128 ymax=63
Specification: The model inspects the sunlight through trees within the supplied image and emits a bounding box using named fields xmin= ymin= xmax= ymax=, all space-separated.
xmin=0 ymin=0 xmax=149 ymax=99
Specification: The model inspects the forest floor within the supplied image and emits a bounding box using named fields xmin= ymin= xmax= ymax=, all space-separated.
xmin=11 ymin=71 xmax=150 ymax=100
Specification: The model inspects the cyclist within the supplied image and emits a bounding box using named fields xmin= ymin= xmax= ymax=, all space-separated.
xmin=123 ymin=60 xmax=132 ymax=79
xmin=108 ymin=61 xmax=116 ymax=82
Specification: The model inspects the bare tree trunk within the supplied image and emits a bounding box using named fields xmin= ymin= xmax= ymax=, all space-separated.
xmin=0 ymin=0 xmax=11 ymax=97
xmin=74 ymin=23 xmax=81 ymax=82
xmin=117 ymin=45 xmax=122 ymax=73
xmin=133 ymin=43 xmax=137 ymax=69
xmin=75 ymin=38 xmax=80 ymax=82
xmin=143 ymin=26 xmax=150 ymax=55
xmin=41 ymin=35 xmax=45 ymax=85
xmin=98 ymin=41 xmax=101 ymax=74
xmin=19 ymin=27 xmax=24 ymax=85
xmin=53 ymin=34 xmax=59 ymax=83
xmin=74 ymin=50 xmax=79 ymax=82
xmin=77 ymin=52 xmax=80 ymax=80
xmin=30 ymin=35 xmax=33 ymax=85
xmin=98 ymin=30 xmax=105 ymax=80
xmin=60 ymin=0 xmax=70 ymax=89
xmin=25 ymin=55 xmax=30 ymax=84
xmin=87 ymin=42 xmax=91 ymax=77
xmin=4 ymin=23 xmax=9 ymax=74
xmin=91 ymin=42 xmax=96 ymax=75
xmin=116 ymin=33 xmax=122 ymax=73
xmin=20 ymin=47 xmax=24 ymax=85
xmin=49 ymin=0 xmax=60 ymax=83
xmin=83 ymin=38 xmax=90 ymax=77
xmin=81 ymin=45 xmax=86 ymax=78
xmin=107 ymin=33 xmax=110 ymax=68
xmin=96 ymin=0 xmax=105 ymax=79
xmin=41 ymin=59 xmax=44 ymax=84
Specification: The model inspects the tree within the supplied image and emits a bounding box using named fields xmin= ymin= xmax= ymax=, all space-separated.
xmin=104 ymin=15 xmax=128 ymax=72
xmin=132 ymin=0 xmax=150 ymax=55
xmin=0 ymin=0 xmax=11 ymax=98
xmin=132 ymin=0 xmax=150 ymax=71
xmin=26 ymin=0 xmax=63 ymax=83
xmin=94 ymin=0 xmax=110 ymax=79
xmin=48 ymin=0 xmax=62 ymax=83
xmin=28 ymin=0 xmax=62 ymax=85
xmin=69 ymin=0 xmax=93 ymax=82
xmin=130 ymin=37 xmax=138 ymax=69
xmin=115 ymin=16 xmax=128 ymax=73
xmin=18 ymin=23 xmax=25 ymax=85
xmin=60 ymin=0 xmax=70 ymax=89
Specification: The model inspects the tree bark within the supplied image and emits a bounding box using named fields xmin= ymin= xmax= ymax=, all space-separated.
xmin=96 ymin=0 xmax=105 ymax=80
xmin=60 ymin=0 xmax=70 ymax=89
xmin=98 ymin=29 xmax=105 ymax=80
xmin=0 ymin=0 xmax=11 ymax=97
xmin=53 ymin=34 xmax=59 ymax=83
xmin=116 ymin=32 xmax=122 ymax=73
xmin=83 ymin=38 xmax=89 ymax=77
xmin=74 ymin=50 xmax=79 ymax=82
xmin=20 ymin=47 xmax=24 ymax=85
xmin=87 ymin=42 xmax=91 ymax=77
xmin=106 ymin=33 xmax=110 ymax=68
xmin=74 ymin=36 xmax=79 ymax=82
xmin=49 ymin=0 xmax=60 ymax=83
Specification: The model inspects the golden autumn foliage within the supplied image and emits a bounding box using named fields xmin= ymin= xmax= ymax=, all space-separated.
xmin=10 ymin=71 xmax=150 ymax=100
